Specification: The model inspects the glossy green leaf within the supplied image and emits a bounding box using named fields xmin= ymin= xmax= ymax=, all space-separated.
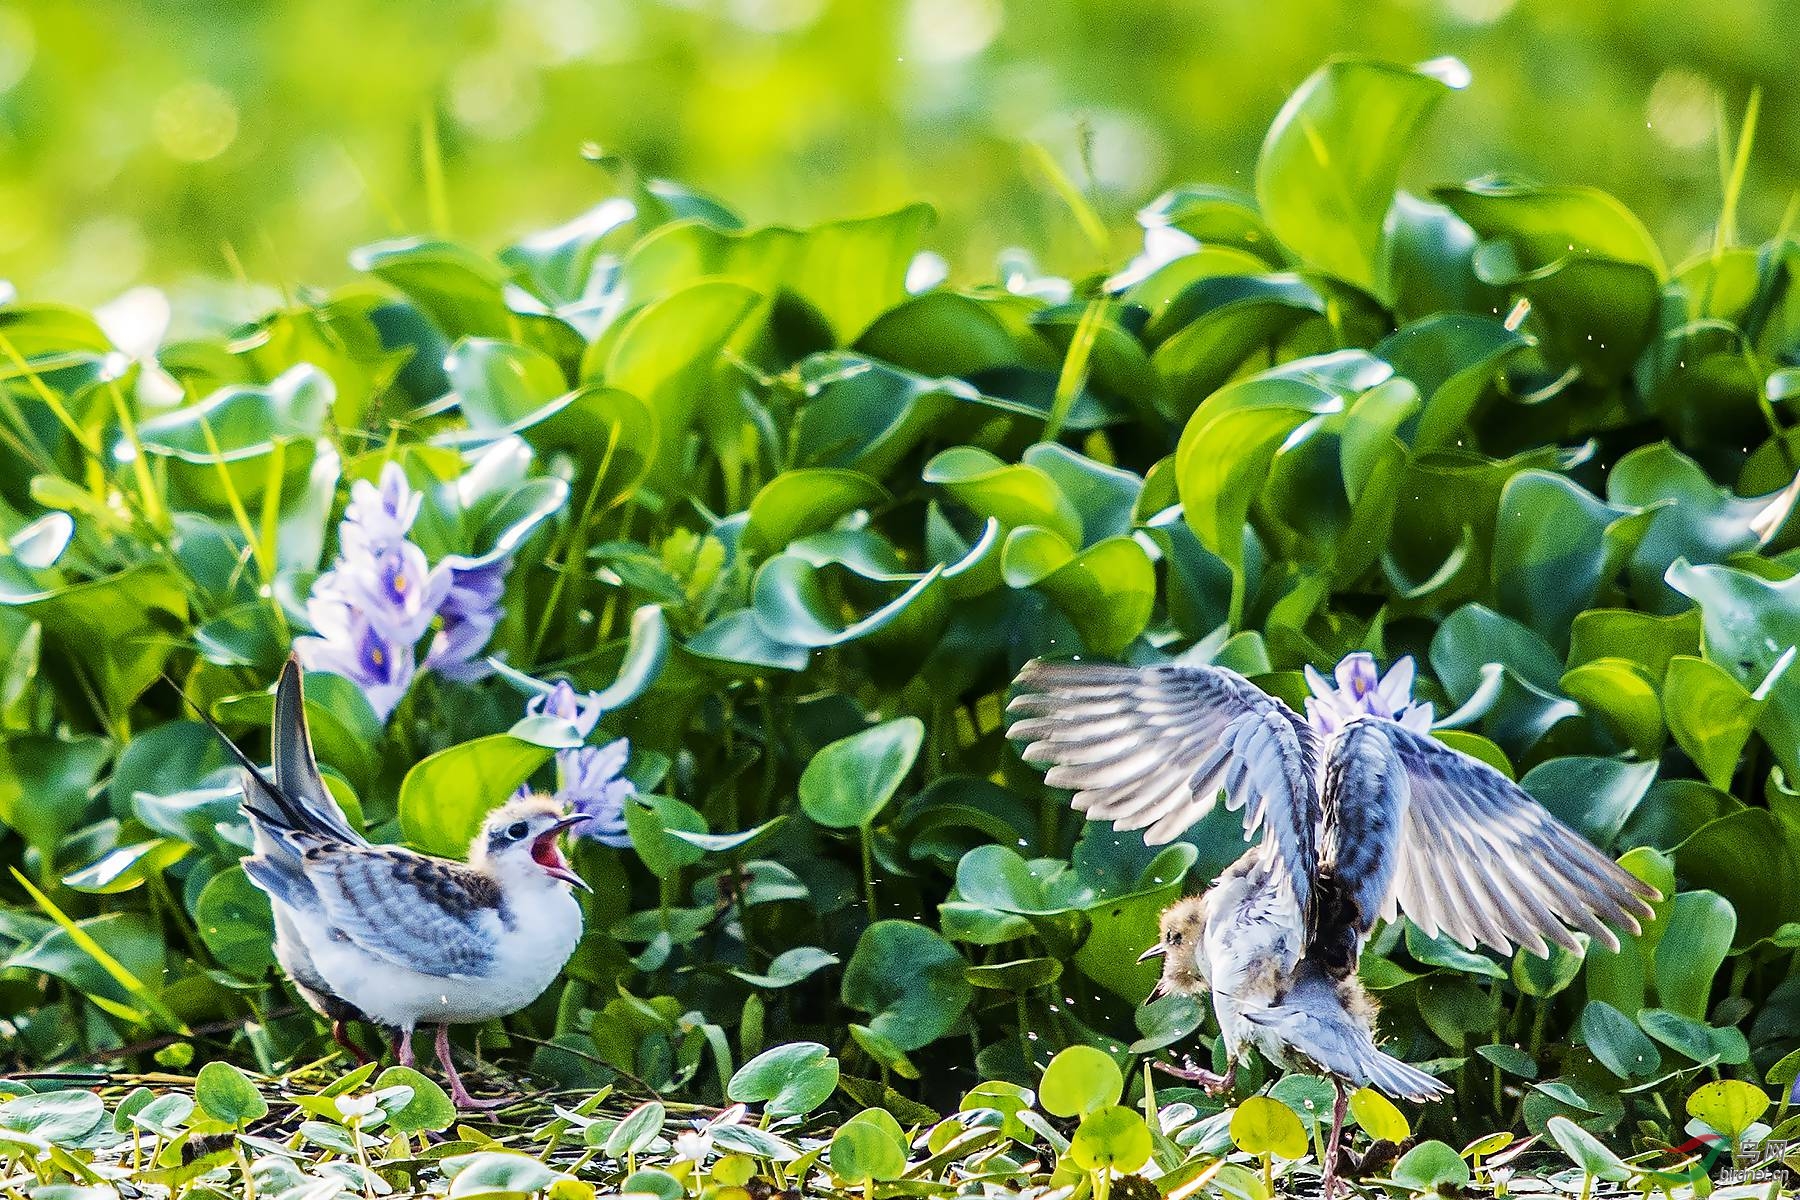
xmin=195 ymin=865 xmax=276 ymax=979
xmin=1687 ymin=1079 xmax=1769 ymax=1140
xmin=448 ymin=337 xmax=565 ymax=430
xmin=1069 ymin=1106 xmax=1152 ymax=1174
xmin=1347 ymin=1089 xmax=1410 ymax=1141
xmin=744 ymin=469 xmax=891 ymax=556
xmin=1580 ymin=1000 xmax=1662 ymax=1079
xmin=1256 ymin=57 xmax=1468 ymax=292
xmin=1666 ymin=559 xmax=1800 ymax=780
xmin=841 ymin=921 xmax=970 ymax=1052
xmin=1000 ymin=528 xmax=1154 ymax=656
xmin=1664 ymin=655 xmax=1761 ymax=789
xmin=625 ymin=205 xmax=933 ymax=342
xmin=727 ymin=1042 xmax=839 ymax=1118
xmin=1558 ymin=658 xmax=1663 ymax=757
xmin=798 ymin=717 xmax=923 ymax=829
xmin=374 ymin=1066 xmax=455 ymax=1133
xmin=1545 ymin=1116 xmax=1631 ymax=1180
xmin=398 ymin=735 xmax=554 ymax=857
xmin=1652 ymin=890 xmax=1735 ymax=1018
xmin=195 ymin=1061 xmax=267 ymax=1126
xmin=1391 ymin=1140 xmax=1472 ymax=1190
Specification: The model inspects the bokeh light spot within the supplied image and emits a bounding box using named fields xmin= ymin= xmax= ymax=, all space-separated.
xmin=0 ymin=5 xmax=36 ymax=93
xmin=1442 ymin=0 xmax=1517 ymax=24
xmin=1645 ymin=68 xmax=1715 ymax=149
xmin=153 ymin=80 xmax=240 ymax=162
xmin=906 ymin=0 xmax=1002 ymax=63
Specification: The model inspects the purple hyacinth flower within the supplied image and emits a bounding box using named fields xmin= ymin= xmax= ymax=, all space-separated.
xmin=340 ymin=541 xmax=451 ymax=646
xmin=295 ymin=461 xmax=441 ymax=720
xmin=294 ymin=595 xmax=415 ymax=721
xmin=426 ymin=558 xmax=511 ymax=682
xmin=1303 ymin=652 xmax=1435 ymax=735
xmin=341 ymin=462 xmax=422 ymax=557
xmin=526 ymin=679 xmax=606 ymax=738
xmin=558 ymin=737 xmax=636 ymax=847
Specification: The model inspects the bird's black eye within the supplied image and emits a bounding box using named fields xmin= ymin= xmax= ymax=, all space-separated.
xmin=1168 ymin=931 xmax=1183 ymax=945
xmin=506 ymin=821 xmax=530 ymax=841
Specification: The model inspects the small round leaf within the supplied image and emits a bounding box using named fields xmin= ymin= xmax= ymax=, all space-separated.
xmin=1070 ymin=1105 xmax=1153 ymax=1174
xmin=830 ymin=1118 xmax=908 ymax=1183
xmin=1391 ymin=1140 xmax=1472 ymax=1191
xmin=799 ymin=717 xmax=924 ymax=828
xmin=373 ymin=1066 xmax=454 ymax=1133
xmin=1040 ymin=1045 xmax=1124 ymax=1118
xmin=1230 ymin=1096 xmax=1308 ymax=1161
xmin=1347 ymin=1088 xmax=1410 ymax=1143
xmin=195 ymin=1062 xmax=267 ymax=1126
xmin=727 ymin=1042 xmax=840 ymax=1118
xmin=1686 ymin=1079 xmax=1770 ymax=1139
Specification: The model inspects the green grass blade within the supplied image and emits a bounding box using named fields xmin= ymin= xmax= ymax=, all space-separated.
xmin=10 ymin=867 xmax=189 ymax=1034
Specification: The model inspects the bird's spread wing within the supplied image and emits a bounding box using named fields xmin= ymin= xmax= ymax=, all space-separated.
xmin=1007 ymin=659 xmax=1322 ymax=915
xmin=298 ymin=842 xmax=502 ymax=978
xmin=1368 ymin=720 xmax=1659 ymax=955
xmin=1316 ymin=720 xmax=1409 ymax=955
xmin=273 ymin=657 xmax=365 ymax=845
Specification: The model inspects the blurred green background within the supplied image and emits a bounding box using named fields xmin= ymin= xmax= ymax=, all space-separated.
xmin=3 ymin=0 xmax=1795 ymax=308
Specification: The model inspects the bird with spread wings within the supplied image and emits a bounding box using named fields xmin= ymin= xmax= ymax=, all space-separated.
xmin=1008 ymin=652 xmax=1658 ymax=1198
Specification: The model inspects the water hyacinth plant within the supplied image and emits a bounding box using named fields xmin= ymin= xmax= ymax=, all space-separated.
xmin=296 ymin=463 xmax=509 ymax=720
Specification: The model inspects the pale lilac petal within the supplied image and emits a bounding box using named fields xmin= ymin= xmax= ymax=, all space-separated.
xmin=1376 ymin=656 xmax=1417 ymax=713
xmin=1304 ymin=664 xmax=1336 ymax=703
xmin=1334 ymin=652 xmax=1380 ymax=701
xmin=526 ymin=680 xmax=606 ymax=737
xmin=553 ymin=738 xmax=637 ymax=847
xmin=1400 ymin=702 xmax=1435 ymax=733
xmin=1306 ymin=652 xmax=1434 ymax=735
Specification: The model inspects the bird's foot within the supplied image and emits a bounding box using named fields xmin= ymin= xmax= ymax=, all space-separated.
xmin=435 ymin=1023 xmax=510 ymax=1111
xmin=449 ymin=1088 xmax=510 ymax=1112
xmin=1154 ymin=1057 xmax=1235 ymax=1095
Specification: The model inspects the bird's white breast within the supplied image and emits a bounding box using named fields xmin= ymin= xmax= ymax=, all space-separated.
xmin=294 ymin=881 xmax=583 ymax=1030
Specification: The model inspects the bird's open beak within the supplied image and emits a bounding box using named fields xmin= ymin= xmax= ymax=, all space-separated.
xmin=1137 ymin=942 xmax=1167 ymax=964
xmin=532 ymin=815 xmax=594 ymax=892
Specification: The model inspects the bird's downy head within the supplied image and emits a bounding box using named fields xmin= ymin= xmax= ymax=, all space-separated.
xmin=472 ymin=793 xmax=592 ymax=892
xmin=1141 ymin=892 xmax=1211 ymax=1003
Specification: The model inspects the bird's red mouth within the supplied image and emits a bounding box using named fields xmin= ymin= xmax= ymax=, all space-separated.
xmin=532 ymin=816 xmax=592 ymax=891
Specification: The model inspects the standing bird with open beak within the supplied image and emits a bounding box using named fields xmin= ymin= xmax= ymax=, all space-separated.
xmin=210 ymin=657 xmax=592 ymax=1109
xmin=1009 ymin=653 xmax=1659 ymax=1199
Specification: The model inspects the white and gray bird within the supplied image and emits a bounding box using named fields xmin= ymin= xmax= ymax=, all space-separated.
xmin=1008 ymin=652 xmax=1659 ymax=1198
xmin=221 ymin=657 xmax=591 ymax=1108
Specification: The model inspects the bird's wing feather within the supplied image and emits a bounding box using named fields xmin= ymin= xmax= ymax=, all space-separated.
xmin=1007 ymin=659 xmax=1322 ymax=917
xmin=1317 ymin=720 xmax=1408 ymax=945
xmin=300 ymin=843 xmax=502 ymax=978
xmin=273 ymin=657 xmax=365 ymax=845
xmin=1376 ymin=720 xmax=1659 ymax=955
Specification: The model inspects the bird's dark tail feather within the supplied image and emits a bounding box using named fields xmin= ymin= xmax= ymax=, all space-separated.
xmin=271 ymin=656 xmax=364 ymax=843
xmin=160 ymin=662 xmax=342 ymax=842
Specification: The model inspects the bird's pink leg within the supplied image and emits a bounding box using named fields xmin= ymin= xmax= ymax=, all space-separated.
xmin=1322 ymin=1079 xmax=1348 ymax=1200
xmin=1155 ymin=1057 xmax=1236 ymax=1095
xmin=435 ymin=1023 xmax=507 ymax=1110
xmin=394 ymin=1027 xmax=415 ymax=1068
